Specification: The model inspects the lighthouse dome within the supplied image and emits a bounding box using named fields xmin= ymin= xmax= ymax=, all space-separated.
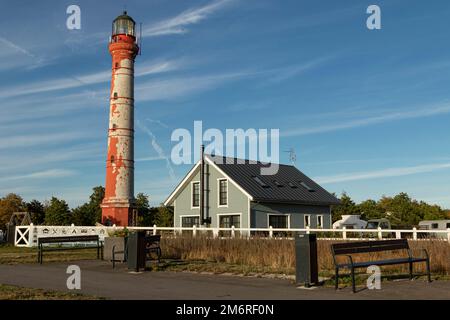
xmin=112 ymin=11 xmax=136 ymax=37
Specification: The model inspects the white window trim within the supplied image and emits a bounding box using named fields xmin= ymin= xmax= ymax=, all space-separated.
xmin=317 ymin=215 xmax=324 ymax=229
xmin=304 ymin=214 xmax=311 ymax=228
xmin=267 ymin=213 xmax=291 ymax=229
xmin=217 ymin=213 xmax=242 ymax=228
xmin=190 ymin=181 xmax=200 ymax=209
xmin=180 ymin=214 xmax=200 ymax=228
xmin=217 ymin=178 xmax=229 ymax=208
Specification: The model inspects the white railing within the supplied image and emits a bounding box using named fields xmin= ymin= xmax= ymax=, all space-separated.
xmin=14 ymin=224 xmax=450 ymax=247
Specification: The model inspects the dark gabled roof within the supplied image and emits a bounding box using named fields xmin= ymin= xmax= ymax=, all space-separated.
xmin=208 ymin=155 xmax=340 ymax=206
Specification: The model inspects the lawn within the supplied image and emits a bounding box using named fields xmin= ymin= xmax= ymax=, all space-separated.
xmin=0 ymin=284 xmax=103 ymax=300
xmin=0 ymin=244 xmax=98 ymax=264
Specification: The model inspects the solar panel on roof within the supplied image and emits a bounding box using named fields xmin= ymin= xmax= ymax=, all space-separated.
xmin=300 ymin=181 xmax=315 ymax=192
xmin=273 ymin=180 xmax=284 ymax=187
xmin=252 ymin=176 xmax=269 ymax=188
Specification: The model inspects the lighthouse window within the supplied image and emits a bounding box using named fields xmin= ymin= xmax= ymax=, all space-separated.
xmin=112 ymin=124 xmax=117 ymax=130
xmin=115 ymin=62 xmax=119 ymax=68
xmin=110 ymin=155 xmax=115 ymax=163
xmin=113 ymin=92 xmax=118 ymax=99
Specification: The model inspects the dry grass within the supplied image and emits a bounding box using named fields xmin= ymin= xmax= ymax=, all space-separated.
xmin=0 ymin=284 xmax=104 ymax=300
xmin=161 ymin=236 xmax=450 ymax=276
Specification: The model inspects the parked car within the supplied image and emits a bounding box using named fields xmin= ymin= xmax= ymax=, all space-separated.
xmin=366 ymin=218 xmax=391 ymax=229
xmin=365 ymin=218 xmax=395 ymax=238
xmin=332 ymin=215 xmax=367 ymax=229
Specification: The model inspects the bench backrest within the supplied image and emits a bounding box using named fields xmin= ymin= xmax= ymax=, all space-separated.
xmin=145 ymin=235 xmax=160 ymax=244
xmin=38 ymin=235 xmax=99 ymax=244
xmin=331 ymin=239 xmax=409 ymax=256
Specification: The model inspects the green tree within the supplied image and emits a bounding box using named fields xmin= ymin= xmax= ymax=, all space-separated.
xmin=331 ymin=192 xmax=359 ymax=222
xmin=419 ymin=201 xmax=447 ymax=221
xmin=71 ymin=203 xmax=94 ymax=226
xmin=378 ymin=193 xmax=422 ymax=227
xmin=70 ymin=186 xmax=105 ymax=226
xmin=358 ymin=199 xmax=384 ymax=220
xmin=153 ymin=205 xmax=174 ymax=227
xmin=26 ymin=199 xmax=45 ymax=225
xmin=0 ymin=193 xmax=26 ymax=230
xmin=135 ymin=193 xmax=153 ymax=226
xmin=89 ymin=186 xmax=104 ymax=224
xmin=44 ymin=197 xmax=70 ymax=226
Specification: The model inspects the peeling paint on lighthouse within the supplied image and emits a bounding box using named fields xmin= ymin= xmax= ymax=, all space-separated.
xmin=101 ymin=11 xmax=139 ymax=226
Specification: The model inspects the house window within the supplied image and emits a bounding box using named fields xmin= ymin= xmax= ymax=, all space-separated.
xmin=447 ymin=223 xmax=450 ymax=228
xmin=218 ymin=179 xmax=228 ymax=206
xmin=219 ymin=215 xmax=240 ymax=228
xmin=431 ymin=223 xmax=439 ymax=229
xmin=269 ymin=215 xmax=288 ymax=229
xmin=182 ymin=216 xmax=199 ymax=227
xmin=317 ymin=215 xmax=323 ymax=228
xmin=192 ymin=182 xmax=200 ymax=207
xmin=304 ymin=215 xmax=311 ymax=227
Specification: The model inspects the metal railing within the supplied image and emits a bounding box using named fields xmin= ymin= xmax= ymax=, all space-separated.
xmin=13 ymin=224 xmax=450 ymax=247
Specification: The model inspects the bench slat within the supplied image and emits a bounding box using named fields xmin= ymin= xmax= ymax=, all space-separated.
xmin=332 ymin=239 xmax=409 ymax=255
xmin=38 ymin=235 xmax=100 ymax=244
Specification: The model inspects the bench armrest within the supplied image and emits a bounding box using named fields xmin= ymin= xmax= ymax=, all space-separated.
xmin=344 ymin=255 xmax=354 ymax=266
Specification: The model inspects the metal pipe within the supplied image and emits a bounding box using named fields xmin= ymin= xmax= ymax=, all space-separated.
xmin=200 ymin=144 xmax=205 ymax=225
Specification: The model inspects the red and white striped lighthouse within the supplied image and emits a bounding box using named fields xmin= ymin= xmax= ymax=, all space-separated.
xmin=101 ymin=11 xmax=139 ymax=226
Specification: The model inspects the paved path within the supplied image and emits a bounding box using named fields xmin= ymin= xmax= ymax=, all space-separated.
xmin=0 ymin=261 xmax=449 ymax=300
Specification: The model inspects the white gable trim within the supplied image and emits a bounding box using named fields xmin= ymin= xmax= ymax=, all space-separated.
xmin=164 ymin=156 xmax=254 ymax=206
xmin=163 ymin=161 xmax=201 ymax=206
xmin=204 ymin=155 xmax=254 ymax=201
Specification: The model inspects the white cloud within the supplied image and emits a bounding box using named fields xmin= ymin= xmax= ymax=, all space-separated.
xmin=267 ymin=56 xmax=334 ymax=83
xmin=315 ymin=162 xmax=450 ymax=184
xmin=0 ymin=131 xmax=91 ymax=150
xmin=136 ymin=120 xmax=176 ymax=181
xmin=0 ymin=144 xmax=103 ymax=173
xmin=0 ymin=169 xmax=77 ymax=182
xmin=0 ymin=59 xmax=179 ymax=99
xmin=136 ymin=70 xmax=254 ymax=101
xmin=142 ymin=0 xmax=234 ymax=37
xmin=0 ymin=36 xmax=35 ymax=58
xmin=283 ymin=102 xmax=450 ymax=137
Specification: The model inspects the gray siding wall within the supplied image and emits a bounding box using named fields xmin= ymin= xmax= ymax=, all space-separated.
xmin=250 ymin=202 xmax=332 ymax=229
xmin=173 ymin=164 xmax=250 ymax=228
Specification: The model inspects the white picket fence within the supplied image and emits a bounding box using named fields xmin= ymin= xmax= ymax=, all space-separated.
xmin=14 ymin=224 xmax=450 ymax=247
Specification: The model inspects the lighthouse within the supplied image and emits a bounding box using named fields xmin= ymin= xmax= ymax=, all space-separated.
xmin=101 ymin=11 xmax=139 ymax=226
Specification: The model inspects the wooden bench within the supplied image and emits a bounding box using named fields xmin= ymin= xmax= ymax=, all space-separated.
xmin=37 ymin=235 xmax=103 ymax=264
xmin=331 ymin=239 xmax=431 ymax=293
xmin=144 ymin=235 xmax=162 ymax=263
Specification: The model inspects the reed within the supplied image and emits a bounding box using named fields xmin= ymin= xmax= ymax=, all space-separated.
xmin=160 ymin=236 xmax=450 ymax=275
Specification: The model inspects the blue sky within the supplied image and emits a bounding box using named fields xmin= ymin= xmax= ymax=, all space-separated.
xmin=1 ymin=0 xmax=450 ymax=208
